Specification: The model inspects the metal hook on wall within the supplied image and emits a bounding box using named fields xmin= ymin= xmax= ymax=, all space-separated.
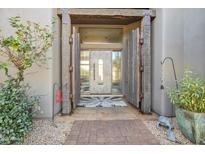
xmin=161 ymin=57 xmax=178 ymax=90
xmin=161 ymin=56 xmax=178 ymax=117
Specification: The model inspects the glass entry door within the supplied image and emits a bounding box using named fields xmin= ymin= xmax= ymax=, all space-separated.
xmin=90 ymin=51 xmax=112 ymax=94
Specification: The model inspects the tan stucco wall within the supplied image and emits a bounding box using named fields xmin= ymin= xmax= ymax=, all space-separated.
xmin=52 ymin=9 xmax=62 ymax=115
xmin=183 ymin=9 xmax=205 ymax=76
xmin=152 ymin=8 xmax=184 ymax=116
xmin=152 ymin=8 xmax=205 ymax=116
xmin=1 ymin=8 xmax=205 ymax=118
xmin=0 ymin=9 xmax=61 ymax=118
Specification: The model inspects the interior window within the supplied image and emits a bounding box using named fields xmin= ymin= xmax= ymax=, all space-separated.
xmin=112 ymin=51 xmax=122 ymax=94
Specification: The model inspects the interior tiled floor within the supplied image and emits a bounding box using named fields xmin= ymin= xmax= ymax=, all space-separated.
xmin=55 ymin=104 xmax=159 ymax=145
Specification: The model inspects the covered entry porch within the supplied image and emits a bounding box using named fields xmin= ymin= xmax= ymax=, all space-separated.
xmin=57 ymin=8 xmax=155 ymax=115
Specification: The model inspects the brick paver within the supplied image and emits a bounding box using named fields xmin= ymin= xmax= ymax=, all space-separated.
xmin=64 ymin=119 xmax=160 ymax=145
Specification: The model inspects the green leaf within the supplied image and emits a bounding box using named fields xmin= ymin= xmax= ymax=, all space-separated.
xmin=166 ymin=67 xmax=205 ymax=113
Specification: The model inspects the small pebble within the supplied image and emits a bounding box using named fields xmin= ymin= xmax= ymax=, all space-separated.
xmin=24 ymin=118 xmax=73 ymax=145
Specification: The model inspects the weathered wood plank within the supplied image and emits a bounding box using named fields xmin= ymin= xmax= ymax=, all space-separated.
xmin=76 ymin=33 xmax=80 ymax=108
xmin=73 ymin=24 xmax=124 ymax=28
xmin=121 ymin=28 xmax=126 ymax=96
xmin=125 ymin=21 xmax=141 ymax=32
xmin=140 ymin=11 xmax=151 ymax=113
xmin=135 ymin=28 xmax=140 ymax=108
xmin=122 ymin=38 xmax=129 ymax=98
xmin=127 ymin=31 xmax=133 ymax=103
xmin=80 ymin=43 xmax=123 ymax=50
xmin=127 ymin=28 xmax=141 ymax=108
xmin=131 ymin=31 xmax=135 ymax=104
xmin=71 ymin=32 xmax=76 ymax=109
xmin=80 ymin=27 xmax=123 ymax=43
xmin=71 ymin=28 xmax=76 ymax=109
xmin=71 ymin=28 xmax=81 ymax=109
xmin=132 ymin=29 xmax=137 ymax=106
xmin=57 ymin=9 xmax=156 ymax=17
xmin=61 ymin=8 xmax=72 ymax=115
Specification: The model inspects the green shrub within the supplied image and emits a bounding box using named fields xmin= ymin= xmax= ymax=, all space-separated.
xmin=167 ymin=69 xmax=205 ymax=113
xmin=0 ymin=16 xmax=54 ymax=144
xmin=0 ymin=78 xmax=39 ymax=144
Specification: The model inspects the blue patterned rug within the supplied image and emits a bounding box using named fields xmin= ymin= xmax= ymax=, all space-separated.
xmin=78 ymin=96 xmax=127 ymax=107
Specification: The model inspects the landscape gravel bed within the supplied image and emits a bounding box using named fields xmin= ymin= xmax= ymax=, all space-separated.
xmin=24 ymin=118 xmax=73 ymax=145
xmin=23 ymin=113 xmax=193 ymax=145
xmin=143 ymin=118 xmax=193 ymax=145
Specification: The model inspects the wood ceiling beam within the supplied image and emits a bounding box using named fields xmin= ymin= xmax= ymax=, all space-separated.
xmin=57 ymin=9 xmax=156 ymax=17
xmin=80 ymin=43 xmax=123 ymax=50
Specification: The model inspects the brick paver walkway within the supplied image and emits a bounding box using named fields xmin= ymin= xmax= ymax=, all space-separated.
xmin=64 ymin=119 xmax=160 ymax=145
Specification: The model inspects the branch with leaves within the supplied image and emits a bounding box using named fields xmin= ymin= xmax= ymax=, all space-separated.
xmin=0 ymin=16 xmax=54 ymax=84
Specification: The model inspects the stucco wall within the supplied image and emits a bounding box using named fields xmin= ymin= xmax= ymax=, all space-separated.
xmin=52 ymin=9 xmax=62 ymax=115
xmin=151 ymin=9 xmax=164 ymax=116
xmin=152 ymin=8 xmax=205 ymax=116
xmin=0 ymin=9 xmax=61 ymax=118
xmin=1 ymin=8 xmax=205 ymax=118
xmin=183 ymin=9 xmax=205 ymax=76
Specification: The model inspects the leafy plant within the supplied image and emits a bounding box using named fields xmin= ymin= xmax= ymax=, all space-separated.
xmin=0 ymin=16 xmax=54 ymax=144
xmin=0 ymin=62 xmax=9 ymax=76
xmin=0 ymin=16 xmax=54 ymax=84
xmin=0 ymin=78 xmax=39 ymax=144
xmin=167 ymin=68 xmax=205 ymax=113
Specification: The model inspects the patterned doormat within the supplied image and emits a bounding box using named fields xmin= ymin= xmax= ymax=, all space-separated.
xmin=64 ymin=120 xmax=160 ymax=145
xmin=78 ymin=96 xmax=127 ymax=107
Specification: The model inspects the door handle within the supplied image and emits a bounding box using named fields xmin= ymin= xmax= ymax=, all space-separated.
xmin=93 ymin=63 xmax=95 ymax=80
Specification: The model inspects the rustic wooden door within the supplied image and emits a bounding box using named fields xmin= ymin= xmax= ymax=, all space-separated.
xmin=71 ymin=27 xmax=80 ymax=109
xmin=127 ymin=28 xmax=141 ymax=108
xmin=90 ymin=51 xmax=112 ymax=94
xmin=124 ymin=23 xmax=151 ymax=113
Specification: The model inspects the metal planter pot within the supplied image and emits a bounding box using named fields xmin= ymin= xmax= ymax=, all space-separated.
xmin=175 ymin=107 xmax=205 ymax=144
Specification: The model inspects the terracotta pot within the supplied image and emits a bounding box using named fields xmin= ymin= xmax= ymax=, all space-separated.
xmin=175 ymin=107 xmax=205 ymax=144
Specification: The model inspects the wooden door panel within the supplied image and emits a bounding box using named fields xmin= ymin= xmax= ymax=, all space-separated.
xmin=127 ymin=28 xmax=141 ymax=108
xmin=71 ymin=28 xmax=80 ymax=109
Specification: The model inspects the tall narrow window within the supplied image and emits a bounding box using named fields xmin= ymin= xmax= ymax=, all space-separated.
xmin=80 ymin=51 xmax=90 ymax=93
xmin=112 ymin=51 xmax=122 ymax=94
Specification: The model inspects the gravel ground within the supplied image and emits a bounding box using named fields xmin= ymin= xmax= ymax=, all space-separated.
xmin=143 ymin=118 xmax=193 ymax=145
xmin=23 ymin=114 xmax=193 ymax=145
xmin=24 ymin=118 xmax=73 ymax=145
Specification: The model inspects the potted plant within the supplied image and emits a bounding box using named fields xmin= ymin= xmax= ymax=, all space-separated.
xmin=167 ymin=69 xmax=205 ymax=144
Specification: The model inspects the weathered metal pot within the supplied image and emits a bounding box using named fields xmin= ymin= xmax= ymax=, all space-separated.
xmin=175 ymin=107 xmax=205 ymax=144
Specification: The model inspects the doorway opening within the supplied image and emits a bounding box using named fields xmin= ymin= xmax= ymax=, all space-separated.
xmin=69 ymin=14 xmax=150 ymax=110
xmin=71 ymin=24 xmax=143 ymax=108
xmin=76 ymin=26 xmax=126 ymax=107
xmin=60 ymin=9 xmax=153 ymax=114
xmin=79 ymin=50 xmax=125 ymax=107
xmin=80 ymin=50 xmax=122 ymax=95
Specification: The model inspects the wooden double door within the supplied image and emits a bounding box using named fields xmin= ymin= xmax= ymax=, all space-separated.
xmin=123 ymin=28 xmax=141 ymax=108
xmin=70 ymin=26 xmax=151 ymax=114
xmin=71 ymin=28 xmax=142 ymax=108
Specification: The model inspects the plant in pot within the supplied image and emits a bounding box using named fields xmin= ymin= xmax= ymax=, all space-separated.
xmin=167 ymin=68 xmax=205 ymax=144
